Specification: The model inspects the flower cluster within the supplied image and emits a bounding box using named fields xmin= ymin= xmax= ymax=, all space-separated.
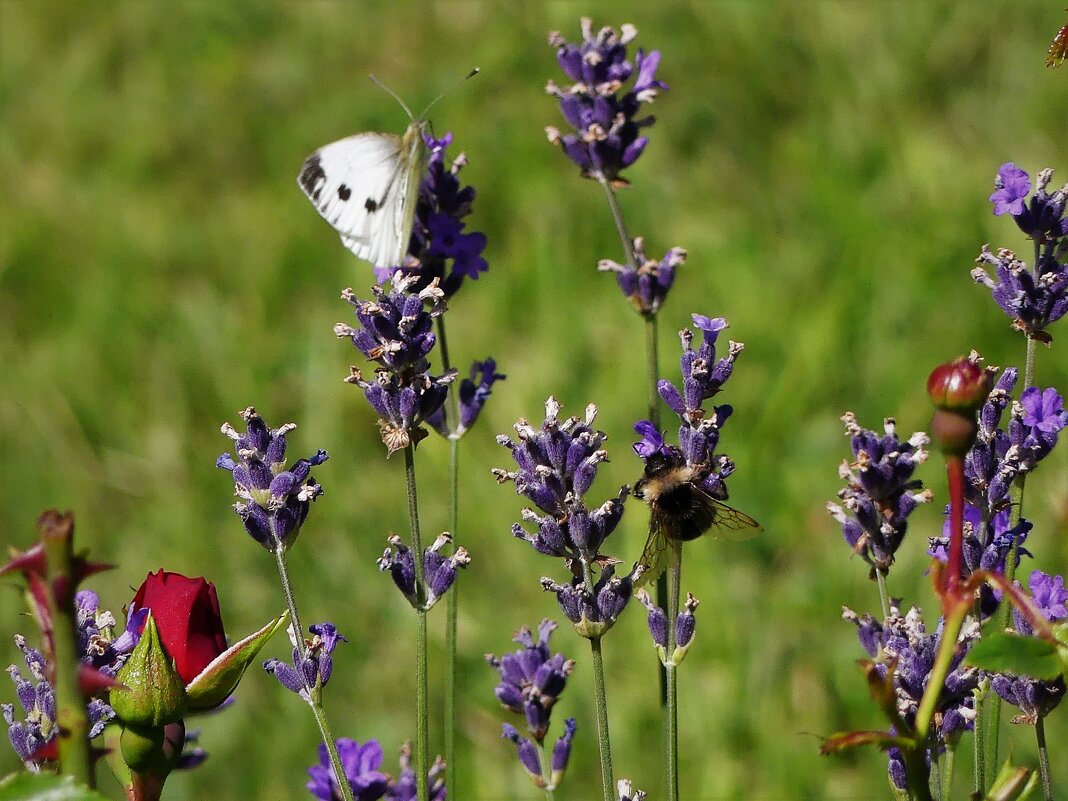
xmin=545 ymin=18 xmax=668 ymax=185
xmin=598 ymin=237 xmax=685 ymax=315
xmin=976 ymin=163 xmax=1068 ymax=337
xmin=993 ymin=570 xmax=1068 ymax=724
xmin=217 ymin=407 xmax=327 ymax=551
xmin=336 ymin=273 xmax=456 ymax=455
xmin=634 ymin=315 xmax=745 ymax=502
xmin=306 ymin=739 xmax=445 ymax=801
xmin=636 ymin=589 xmax=700 ymax=666
xmin=427 ymin=357 xmax=506 ymax=439
xmin=826 ymin=413 xmax=931 ymax=574
xmin=264 ymin=623 xmax=347 ymax=702
xmin=376 ymin=133 xmax=488 ymax=299
xmin=494 ymin=398 xmax=640 ymax=637
xmin=487 ymin=620 xmax=576 ymax=791
xmin=843 ymin=602 xmax=980 ymax=790
xmin=378 ymin=533 xmax=470 ymax=611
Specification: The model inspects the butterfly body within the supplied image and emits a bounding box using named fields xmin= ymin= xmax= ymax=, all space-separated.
xmin=634 ymin=449 xmax=760 ymax=584
xmin=298 ymin=119 xmax=429 ymax=269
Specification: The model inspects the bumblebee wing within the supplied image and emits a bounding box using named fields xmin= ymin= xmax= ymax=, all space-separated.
xmin=635 ymin=522 xmax=670 ymax=587
xmin=705 ymin=494 xmax=762 ymax=542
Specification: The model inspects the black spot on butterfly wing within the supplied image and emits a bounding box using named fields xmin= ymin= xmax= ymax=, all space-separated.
xmin=364 ymin=197 xmax=379 ymax=212
xmin=338 ymin=184 xmax=352 ymax=201
xmin=298 ymin=154 xmax=326 ymax=203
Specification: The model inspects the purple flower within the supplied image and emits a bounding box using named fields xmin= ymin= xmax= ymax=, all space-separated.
xmin=827 ymin=413 xmax=931 ymax=575
xmin=427 ymin=358 xmax=506 ymax=439
xmin=486 ymin=620 xmax=574 ymax=743
xmin=599 ymin=238 xmax=686 ymax=315
xmin=494 ymin=398 xmax=627 ymax=561
xmin=1029 ymin=570 xmax=1068 ymax=621
xmin=636 ymin=589 xmax=700 ymax=666
xmin=540 ymin=563 xmax=646 ymax=640
xmin=972 ymin=245 xmax=1068 ymax=336
xmin=989 ymin=163 xmax=1068 ymax=241
xmin=306 ymin=738 xmax=390 ymax=801
xmin=843 ymin=603 xmax=979 ymax=789
xmin=386 ymin=743 xmax=446 ymax=801
xmin=990 ymin=163 xmax=1031 ymax=217
xmin=1021 ymin=386 xmax=1068 ymax=435
xmin=264 ymin=622 xmax=348 ymax=701
xmin=550 ymin=717 xmax=577 ymax=788
xmin=3 ymin=636 xmax=55 ymax=766
xmin=545 ymin=18 xmax=668 ymax=185
xmin=217 ymin=407 xmax=327 ymax=551
xmin=378 ymin=133 xmax=487 ymax=299
xmin=378 ymin=533 xmax=470 ymax=611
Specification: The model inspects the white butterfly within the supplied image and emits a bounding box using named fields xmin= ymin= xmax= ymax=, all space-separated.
xmin=298 ymin=118 xmax=429 ymax=270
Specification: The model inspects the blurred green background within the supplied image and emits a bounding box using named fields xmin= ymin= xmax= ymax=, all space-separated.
xmin=2 ymin=1 xmax=1068 ymax=799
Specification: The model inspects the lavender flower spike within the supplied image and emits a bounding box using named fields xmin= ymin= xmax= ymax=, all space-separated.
xmin=387 ymin=743 xmax=447 ymax=801
xmin=545 ymin=18 xmax=668 ymax=185
xmin=306 ymin=737 xmax=389 ymax=801
xmin=636 ymin=588 xmax=699 ymax=666
xmin=217 ymin=407 xmax=327 ymax=551
xmin=541 ymin=562 xmax=647 ymax=639
xmin=264 ymin=622 xmax=347 ymax=702
xmin=378 ymin=532 xmax=470 ymax=611
xmin=427 ymin=357 xmax=506 ymax=439
xmin=599 ymin=237 xmax=686 ymax=315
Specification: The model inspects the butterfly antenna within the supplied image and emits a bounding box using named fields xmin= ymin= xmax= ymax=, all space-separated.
xmin=417 ymin=67 xmax=480 ymax=120
xmin=369 ymin=74 xmax=415 ymax=120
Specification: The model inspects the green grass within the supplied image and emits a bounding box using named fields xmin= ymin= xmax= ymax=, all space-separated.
xmin=2 ymin=1 xmax=1068 ymax=798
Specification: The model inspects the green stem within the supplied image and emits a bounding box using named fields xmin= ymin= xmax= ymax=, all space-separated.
xmin=596 ymin=174 xmax=637 ymax=268
xmin=436 ymin=315 xmax=461 ymax=796
xmin=272 ymin=547 xmax=353 ymax=801
xmin=645 ymin=315 xmax=661 ymax=431
xmin=665 ymin=541 xmax=682 ymax=801
xmin=875 ymin=568 xmax=891 ymax=620
xmin=941 ymin=744 xmax=955 ymax=801
xmin=403 ymin=444 xmax=431 ymax=801
xmin=972 ymin=681 xmax=987 ymax=796
xmin=1036 ymin=715 xmax=1053 ymax=801
xmin=536 ymin=739 xmax=557 ymax=801
xmin=914 ymin=604 xmax=967 ymax=743
xmin=931 ymin=751 xmax=942 ymax=801
xmin=589 ymin=636 xmax=615 ymax=801
xmin=39 ymin=513 xmax=93 ymax=786
xmin=902 ymin=749 xmax=935 ymax=801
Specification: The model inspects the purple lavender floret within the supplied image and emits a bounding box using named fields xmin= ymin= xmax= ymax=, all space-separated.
xmin=928 ymin=504 xmax=1031 ymax=618
xmin=826 ymin=414 xmax=931 ymax=575
xmin=427 ymin=358 xmax=506 ymax=439
xmin=550 ymin=718 xmax=577 ymax=786
xmin=75 ymin=589 xmax=142 ymax=678
xmin=378 ymin=533 xmax=470 ymax=611
xmin=635 ymin=589 xmax=700 ymax=665
xmin=376 ymin=133 xmax=487 ymax=299
xmin=307 ymin=737 xmax=390 ymax=801
xmin=540 ymin=562 xmax=646 ymax=639
xmin=599 ymin=238 xmax=686 ymax=316
xmin=993 ymin=571 xmax=1068 ymax=723
xmin=545 ymin=18 xmax=667 ymax=185
xmin=386 ymin=743 xmax=447 ymax=801
xmin=989 ymin=163 xmax=1068 ymax=242
xmin=972 ymin=245 xmax=1068 ymax=336
xmin=217 ymin=407 xmax=327 ymax=551
xmin=486 ymin=620 xmax=574 ymax=742
xmin=494 ymin=397 xmax=628 ymax=561
xmin=4 ymin=637 xmax=55 ymax=766
xmin=843 ymin=603 xmax=980 ymax=790
xmin=264 ymin=622 xmax=348 ymax=700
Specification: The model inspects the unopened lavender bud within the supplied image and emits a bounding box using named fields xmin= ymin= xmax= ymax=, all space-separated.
xmin=636 ymin=589 xmax=668 ymax=651
xmin=549 ymin=717 xmax=577 ymax=788
xmin=502 ymin=724 xmax=543 ymax=787
xmin=671 ymin=592 xmax=700 ymax=665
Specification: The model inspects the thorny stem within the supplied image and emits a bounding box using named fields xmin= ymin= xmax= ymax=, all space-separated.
xmin=1036 ymin=715 xmax=1053 ymax=801
xmin=665 ymin=540 xmax=682 ymax=801
xmin=404 ymin=444 xmax=431 ymax=801
xmin=436 ymin=315 xmax=461 ymax=795
xmin=273 ymin=547 xmax=353 ymax=801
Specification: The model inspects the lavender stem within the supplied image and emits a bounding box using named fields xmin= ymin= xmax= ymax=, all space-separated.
xmin=665 ymin=540 xmax=682 ymax=801
xmin=403 ymin=444 xmax=431 ymax=801
xmin=1036 ymin=714 xmax=1053 ymax=800
xmin=273 ymin=547 xmax=353 ymax=801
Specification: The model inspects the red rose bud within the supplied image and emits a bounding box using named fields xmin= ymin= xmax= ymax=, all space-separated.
xmin=927 ymin=357 xmax=989 ymax=412
xmin=927 ymin=358 xmax=990 ymax=457
xmin=111 ymin=613 xmax=188 ymax=727
xmin=132 ymin=570 xmax=228 ymax=684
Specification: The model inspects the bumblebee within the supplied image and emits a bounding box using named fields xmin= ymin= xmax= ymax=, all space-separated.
xmin=633 ymin=449 xmax=761 ymax=584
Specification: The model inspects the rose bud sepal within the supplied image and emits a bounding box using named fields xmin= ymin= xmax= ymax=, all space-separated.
xmin=111 ymin=613 xmax=188 ymax=728
xmin=184 ymin=611 xmax=288 ymax=711
xmin=104 ymin=719 xmax=187 ymax=801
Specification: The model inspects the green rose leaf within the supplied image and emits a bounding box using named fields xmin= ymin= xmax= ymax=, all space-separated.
xmin=185 ymin=611 xmax=288 ymax=711
xmin=0 ymin=772 xmax=112 ymax=801
xmin=964 ymin=631 xmax=1062 ymax=680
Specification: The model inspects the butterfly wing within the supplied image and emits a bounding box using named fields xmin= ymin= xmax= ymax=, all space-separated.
xmin=1048 ymin=22 xmax=1068 ymax=68
xmin=298 ymin=132 xmax=408 ymax=268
